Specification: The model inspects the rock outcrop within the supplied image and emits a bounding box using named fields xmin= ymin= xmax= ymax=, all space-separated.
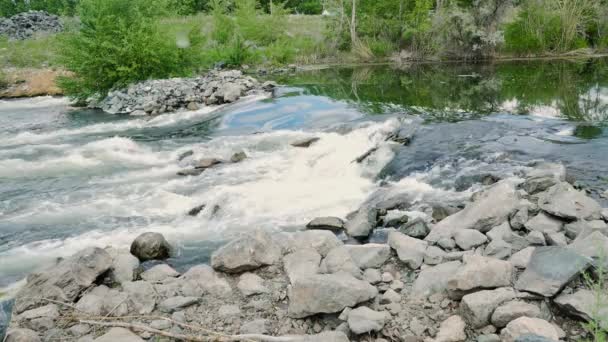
xmin=0 ymin=11 xmax=62 ymax=40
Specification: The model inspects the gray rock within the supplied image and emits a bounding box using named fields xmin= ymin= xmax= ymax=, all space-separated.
xmin=424 ymin=245 xmax=446 ymax=265
xmin=504 ymin=231 xmax=531 ymax=252
xmin=432 ymin=204 xmax=461 ymax=222
xmin=306 ymin=217 xmax=345 ymax=231
xmin=438 ymin=237 xmax=456 ymax=250
xmin=487 ymin=222 xmax=513 ymax=241
xmin=363 ymin=268 xmax=382 ymax=284
xmin=130 ymin=232 xmax=172 ymax=261
xmin=412 ymin=261 xmax=462 ymax=297
xmin=75 ymin=286 xmax=109 ymax=315
xmin=159 ymin=296 xmax=199 ymax=313
xmin=218 ymin=304 xmax=241 ymax=317
xmin=380 ymin=289 xmax=401 ymax=304
xmin=93 ymin=328 xmax=144 ymax=342
xmin=288 ymin=273 xmax=377 ymax=318
xmin=454 ymin=229 xmax=488 ymax=250
xmin=4 ymin=328 xmax=41 ymax=342
xmin=509 ymin=247 xmax=536 ymax=269
xmin=344 ymin=244 xmax=390 ymax=269
xmin=230 ymin=151 xmax=247 ymax=163
xmin=19 ymin=304 xmax=59 ymax=321
xmin=347 ymin=306 xmax=388 ymax=334
xmin=538 ymin=183 xmax=602 ymax=220
xmin=289 ymin=230 xmax=342 ymax=257
xmin=500 ymin=317 xmax=559 ymax=342
xmin=514 ymin=246 xmax=591 ymax=297
xmin=491 ymin=300 xmax=541 ymax=327
xmin=484 ymin=239 xmax=512 ymax=260
xmin=522 ymin=176 xmax=559 ymax=195
xmin=104 ymin=247 xmax=139 ymax=285
xmin=291 ymin=137 xmax=320 ymax=148
xmin=283 ymin=248 xmax=321 ymax=283
xmin=525 ymin=213 xmax=564 ymax=234
xmin=510 ymin=206 xmax=529 ymax=230
xmin=282 ymin=332 xmax=350 ymax=342
xmin=399 ymin=218 xmax=430 ymax=239
xmin=122 ymin=281 xmax=156 ymax=314
xmin=434 ymin=315 xmax=467 ymax=342
xmin=194 ymin=158 xmax=222 ymax=169
xmin=564 ymin=220 xmax=608 ymax=239
xmin=568 ymin=231 xmax=608 ymax=267
xmin=211 ymin=230 xmax=281 ymax=273
xmin=514 ymin=335 xmax=557 ymax=342
xmin=237 ymin=273 xmax=269 ymax=296
xmin=477 ymin=334 xmax=501 ymax=342
xmin=140 ymin=264 xmax=179 ymax=282
xmin=240 ymin=319 xmax=269 ymax=334
xmin=426 ymin=181 xmax=521 ymax=242
xmin=388 ymin=231 xmax=428 ymax=269
xmin=15 ymin=247 xmax=112 ymax=313
xmin=179 ymin=265 xmax=232 ymax=298
xmin=460 ymin=287 xmax=516 ymax=328
xmin=0 ymin=11 xmax=63 ymax=40
xmin=525 ymin=231 xmax=546 ymax=246
xmin=545 ymin=232 xmax=567 ymax=246
xmin=345 ymin=207 xmax=377 ymax=238
xmin=554 ymin=289 xmax=608 ymax=327
xmin=320 ymin=246 xmax=362 ymax=277
xmin=447 ymin=256 xmax=513 ymax=297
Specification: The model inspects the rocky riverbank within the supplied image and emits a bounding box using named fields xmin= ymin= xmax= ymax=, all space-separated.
xmin=2 ymin=159 xmax=608 ymax=342
xmin=0 ymin=11 xmax=63 ymax=40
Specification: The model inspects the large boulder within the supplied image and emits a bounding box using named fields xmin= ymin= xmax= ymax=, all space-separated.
xmin=104 ymin=247 xmax=139 ymax=285
xmin=283 ymin=248 xmax=321 ymax=283
xmin=388 ymin=231 xmax=428 ymax=269
xmin=426 ymin=181 xmax=521 ymax=242
xmin=343 ymin=244 xmax=390 ymax=269
xmin=179 ymin=265 xmax=232 ymax=298
xmin=288 ymin=273 xmax=377 ymax=318
xmin=538 ymin=183 xmax=602 ymax=220
xmin=130 ymin=232 xmax=172 ymax=261
xmin=500 ymin=317 xmax=559 ymax=342
xmin=447 ymin=255 xmax=513 ymax=298
xmin=15 ymin=247 xmax=112 ymax=313
xmin=568 ymin=231 xmax=608 ymax=268
xmin=460 ymin=287 xmax=516 ymax=328
xmin=554 ymin=289 xmax=608 ymax=328
xmin=211 ymin=230 xmax=281 ymax=273
xmin=524 ymin=213 xmax=564 ymax=234
xmin=345 ymin=207 xmax=377 ymax=238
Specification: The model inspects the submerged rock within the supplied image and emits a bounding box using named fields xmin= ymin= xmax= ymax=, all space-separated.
xmin=306 ymin=216 xmax=345 ymax=232
xmin=130 ymin=232 xmax=172 ymax=261
xmin=291 ymin=137 xmax=320 ymax=148
xmin=230 ymin=151 xmax=247 ymax=163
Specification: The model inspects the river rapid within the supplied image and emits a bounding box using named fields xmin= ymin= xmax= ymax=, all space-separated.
xmin=1 ymin=59 xmax=608 ymax=294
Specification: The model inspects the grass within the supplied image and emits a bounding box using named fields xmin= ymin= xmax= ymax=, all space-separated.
xmin=0 ymin=34 xmax=61 ymax=69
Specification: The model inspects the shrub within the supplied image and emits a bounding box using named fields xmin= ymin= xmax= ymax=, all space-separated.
xmin=57 ymin=0 xmax=204 ymax=101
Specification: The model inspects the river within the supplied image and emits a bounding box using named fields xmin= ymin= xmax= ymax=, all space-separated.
xmin=1 ymin=58 xmax=607 ymax=294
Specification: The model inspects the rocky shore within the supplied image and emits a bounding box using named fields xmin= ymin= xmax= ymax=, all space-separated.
xmin=3 ymin=160 xmax=608 ymax=342
xmin=99 ymin=70 xmax=276 ymax=115
xmin=0 ymin=11 xmax=63 ymax=40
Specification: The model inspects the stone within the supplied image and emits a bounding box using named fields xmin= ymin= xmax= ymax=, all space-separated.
xmin=565 ymin=220 xmax=608 ymax=239
xmin=177 ymin=168 xmax=204 ymax=176
xmin=104 ymin=247 xmax=139 ymax=285
xmin=460 ymin=287 xmax=516 ymax=328
xmin=283 ymin=248 xmax=321 ymax=283
xmin=347 ymin=306 xmax=388 ymax=334
xmin=438 ymin=237 xmax=456 ymax=250
xmin=93 ymin=328 xmax=144 ymax=342
xmin=150 ymin=320 xmax=171 ymax=330
xmin=399 ymin=218 xmax=430 ymax=239
xmin=522 ymin=177 xmax=559 ymax=195
xmin=525 ymin=213 xmax=564 ymax=234
xmin=140 ymin=264 xmax=179 ymax=282
xmin=383 ymin=212 xmax=410 ymax=227
xmin=426 ymin=181 xmax=521 ymax=242
xmin=409 ymin=317 xmax=427 ymax=336
xmin=282 ymin=332 xmax=350 ymax=342
xmin=538 ymin=183 xmax=602 ymax=220
xmin=525 ymin=231 xmax=546 ymax=246
xmin=75 ymin=286 xmax=109 ymax=315
xmin=424 ymin=245 xmax=446 ymax=265
xmin=546 ymin=232 xmax=567 ymax=246
xmin=486 ymin=222 xmax=512 ymax=241
xmin=194 ymin=158 xmax=222 ymax=169
xmin=240 ymin=319 xmax=269 ymax=334
xmin=568 ymin=231 xmax=608 ymax=267
xmin=363 ymin=268 xmax=382 ymax=284
xmin=510 ymin=206 xmax=530 ymax=231
xmin=130 ymin=232 xmax=171 ymax=261
xmin=504 ymin=232 xmax=531 ymax=252
xmin=381 ymin=289 xmax=401 ymax=304
xmin=388 ymin=231 xmax=428 ymax=269
xmin=230 ymin=151 xmax=247 ymax=163
xmin=217 ymin=83 xmax=243 ymax=102
xmin=344 ymin=244 xmax=391 ymax=269
xmin=122 ymin=281 xmax=156 ymax=314
xmin=288 ymin=273 xmax=377 ymax=318
xmin=320 ymin=246 xmax=361 ymax=277
xmin=491 ymin=300 xmax=541 ymax=327
xmin=4 ymin=329 xmax=41 ymax=342
xmin=345 ymin=207 xmax=377 ymax=238
xmin=159 ymin=296 xmax=199 ymax=313
xmin=515 ymin=246 xmax=592 ymax=297
xmin=218 ymin=304 xmax=241 ymax=317
xmin=509 ymin=247 xmax=535 ymax=269
xmin=432 ymin=205 xmax=460 ymax=223
xmin=554 ymin=289 xmax=608 ymax=327
xmin=453 ymin=229 xmax=488 ymax=250
xmin=291 ymin=137 xmax=320 ymax=148
xmin=306 ymin=217 xmax=345 ymax=231
xmin=211 ymin=230 xmax=281 ymax=273
xmin=179 ymin=265 xmax=232 ymax=298
xmin=290 ymin=230 xmax=342 ymax=257
xmin=500 ymin=317 xmax=559 ymax=342
xmin=484 ymin=239 xmax=512 ymax=260
xmin=1 ymin=299 xmax=13 ymax=342
xmin=477 ymin=334 xmax=500 ymax=342
xmin=447 ymin=256 xmax=513 ymax=297
xmin=412 ymin=261 xmax=462 ymax=297
xmin=514 ymin=335 xmax=557 ymax=342
xmin=19 ymin=304 xmax=59 ymax=321
xmin=237 ymin=273 xmax=269 ymax=296
xmin=15 ymin=247 xmax=113 ymax=313
xmin=434 ymin=315 xmax=466 ymax=342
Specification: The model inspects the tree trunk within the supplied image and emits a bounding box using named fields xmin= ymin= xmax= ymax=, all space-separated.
xmin=350 ymin=0 xmax=357 ymax=45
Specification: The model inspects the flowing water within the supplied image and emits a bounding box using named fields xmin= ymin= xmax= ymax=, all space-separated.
xmin=1 ymin=58 xmax=608 ymax=294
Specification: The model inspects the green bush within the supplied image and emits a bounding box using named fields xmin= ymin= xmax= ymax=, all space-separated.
xmin=0 ymin=0 xmax=79 ymax=17
xmin=503 ymin=20 xmax=542 ymax=54
xmin=57 ymin=0 xmax=204 ymax=101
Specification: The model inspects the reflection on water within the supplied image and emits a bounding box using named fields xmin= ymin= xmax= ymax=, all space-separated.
xmin=270 ymin=58 xmax=608 ymax=126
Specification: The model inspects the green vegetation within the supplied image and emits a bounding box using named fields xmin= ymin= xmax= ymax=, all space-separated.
xmin=0 ymin=0 xmax=79 ymax=17
xmin=0 ymin=35 xmax=60 ymax=68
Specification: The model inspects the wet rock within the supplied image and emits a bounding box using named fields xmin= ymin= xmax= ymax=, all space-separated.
xmin=130 ymin=232 xmax=171 ymax=261
xmin=177 ymin=150 xmax=194 ymax=161
xmin=187 ymin=204 xmax=206 ymax=216
xmin=344 ymin=244 xmax=390 ymax=269
xmin=538 ymin=183 xmax=602 ymax=220
xmin=426 ymin=181 xmax=521 ymax=242
xmin=484 ymin=239 xmax=512 ymax=260
xmin=412 ymin=261 xmax=461 ymax=297
xmin=93 ymin=327 xmax=144 ymax=342
xmin=554 ymin=289 xmax=608 ymax=327
xmin=500 ymin=317 xmax=559 ymax=342
xmin=347 ymin=306 xmax=389 ymax=334
xmin=388 ymin=231 xmax=428 ymax=269
xmin=454 ymin=229 xmax=488 ymax=250
xmin=514 ymin=246 xmax=591 ymax=297
xmin=211 ymin=230 xmax=281 ymax=273
xmin=432 ymin=205 xmax=460 ymax=223
xmin=461 ymin=287 xmax=516 ymax=328
xmin=320 ymin=246 xmax=361 ymax=277
xmin=345 ymin=207 xmax=377 ymax=238
xmin=179 ymin=265 xmax=232 ymax=298
xmin=509 ymin=247 xmax=535 ymax=269
xmin=283 ymin=248 xmax=321 ymax=283
xmin=0 ymin=299 xmax=13 ymax=342
xmin=288 ymin=273 xmax=377 ymax=318
xmin=194 ymin=158 xmax=222 ymax=169
xmin=4 ymin=328 xmax=41 ymax=342
xmin=354 ymin=147 xmax=378 ymax=163
xmin=525 ymin=213 xmax=564 ymax=234
xmin=491 ymin=300 xmax=542 ymax=327
xmin=140 ymin=264 xmax=179 ymax=282
xmin=230 ymin=151 xmax=247 ymax=163
xmin=383 ymin=212 xmax=409 ymax=227
xmin=306 ymin=217 xmax=345 ymax=232
xmin=291 ymin=137 xmax=320 ymax=148
xmin=447 ymin=256 xmax=513 ymax=297
xmin=15 ymin=247 xmax=112 ymax=313
xmin=568 ymin=231 xmax=608 ymax=267
xmin=434 ymin=315 xmax=466 ymax=342
xmin=388 ymin=125 xmax=415 ymax=145
xmin=104 ymin=247 xmax=139 ymax=285
xmin=399 ymin=218 xmax=430 ymax=239
xmin=237 ymin=273 xmax=269 ymax=296
xmin=159 ymin=296 xmax=199 ymax=313
xmin=123 ymin=281 xmax=156 ymax=314
xmin=176 ymin=168 xmax=204 ymax=176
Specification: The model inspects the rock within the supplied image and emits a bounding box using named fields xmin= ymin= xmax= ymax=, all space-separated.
xmin=347 ymin=306 xmax=388 ymax=334
xmin=426 ymin=181 xmax=521 ymax=242
xmin=237 ymin=273 xmax=269 ymax=296
xmin=104 ymin=247 xmax=139 ymax=285
xmin=412 ymin=261 xmax=462 ymax=297
xmin=491 ymin=301 xmax=541 ymax=327
xmin=399 ymin=218 xmax=430 ymax=239
xmin=194 ymin=158 xmax=222 ymax=169
xmin=345 ymin=207 xmax=377 ymax=238
xmin=477 ymin=334 xmax=500 ymax=342
xmin=522 ymin=177 xmax=559 ymax=195
xmin=218 ymin=304 xmax=241 ymax=317
xmin=320 ymin=246 xmax=362 ymax=277
xmin=380 ymin=289 xmax=401 ymax=303
xmin=424 ymin=245 xmax=446 ymax=265
xmin=216 ymin=83 xmax=243 ymax=102
xmin=453 ymin=229 xmax=488 ymax=250
xmin=0 ymin=11 xmax=63 ymax=40
xmin=484 ymin=239 xmax=512 ymax=260
xmin=554 ymin=289 xmax=608 ymax=327
xmin=388 ymin=125 xmax=416 ymax=145
xmin=388 ymin=231 xmax=428 ymax=269
xmin=545 ymin=232 xmax=567 ymax=246
xmin=363 ymin=268 xmax=382 ymax=284
xmin=344 ymin=244 xmax=390 ymax=269
xmin=460 ymin=287 xmax=516 ymax=328
xmin=432 ymin=204 xmax=460 ymax=222
xmin=438 ymin=237 xmax=456 ymax=250
xmin=211 ymin=230 xmax=281 ymax=273
xmin=75 ymin=286 xmax=109 ymax=315
xmin=447 ymin=256 xmax=513 ymax=297
xmin=179 ymin=265 xmax=232 ymax=298
xmin=159 ymin=296 xmax=199 ymax=313
xmin=568 ymin=231 xmax=608 ymax=267
xmin=525 ymin=231 xmax=546 ymax=246
xmin=140 ymin=264 xmax=179 ymax=282
xmin=525 ymin=213 xmax=564 ymax=234
xmin=354 ymin=147 xmax=378 ymax=163
xmin=290 ymin=230 xmax=342 ymax=257
xmin=509 ymin=247 xmax=535 ymax=269
xmin=0 ymin=299 xmax=13 ymax=342
xmin=283 ymin=248 xmax=321 ymax=283
xmin=514 ymin=335 xmax=557 ymax=342
xmin=288 ymin=273 xmax=377 ymax=318
xmin=510 ymin=207 xmax=529 ymax=230
xmin=409 ymin=317 xmax=427 ymax=336
xmin=434 ymin=315 xmax=466 ymax=342
xmin=504 ymin=232 xmax=531 ymax=252
xmin=230 ymin=151 xmax=247 ymax=163
xmin=291 ymin=137 xmax=320 ymax=148
xmin=383 ymin=212 xmax=409 ymax=227
xmin=240 ymin=319 xmax=269 ymax=334
xmin=487 ymin=222 xmax=513 ymax=241
xmin=122 ymin=281 xmax=156 ymax=314
xmin=514 ymin=246 xmax=591 ymax=297
xmin=382 ymin=272 xmax=394 ymax=282
xmin=306 ymin=217 xmax=345 ymax=231
xmin=177 ymin=168 xmax=204 ymax=176
xmin=500 ymin=317 xmax=559 ymax=342
xmin=603 ymin=208 xmax=608 ymax=221
xmin=283 ymin=332 xmax=350 ymax=342
xmin=187 ymin=204 xmax=206 ymax=216
xmin=15 ymin=247 xmax=112 ymax=313
xmin=4 ymin=328 xmax=41 ymax=342
xmin=130 ymin=232 xmax=172 ymax=261
xmin=93 ymin=327 xmax=144 ymax=342
xmin=564 ymin=220 xmax=608 ymax=239
xmin=538 ymin=183 xmax=602 ymax=220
